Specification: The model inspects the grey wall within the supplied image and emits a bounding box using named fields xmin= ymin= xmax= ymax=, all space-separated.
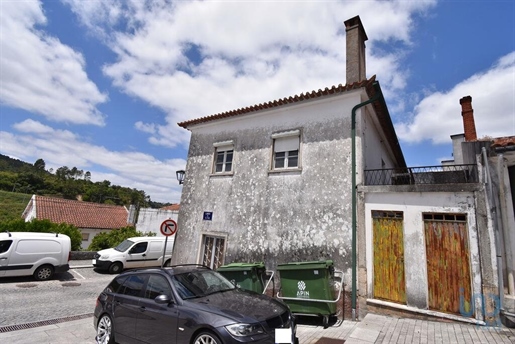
xmin=172 ymin=91 xmax=401 ymax=274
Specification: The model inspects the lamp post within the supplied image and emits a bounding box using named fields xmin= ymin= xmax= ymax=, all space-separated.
xmin=176 ymin=170 xmax=185 ymax=185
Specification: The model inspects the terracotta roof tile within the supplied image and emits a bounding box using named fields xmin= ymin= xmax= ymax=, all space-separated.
xmin=31 ymin=195 xmax=130 ymax=229
xmin=492 ymin=136 xmax=515 ymax=148
xmin=178 ymin=76 xmax=376 ymax=129
xmin=161 ymin=204 xmax=180 ymax=211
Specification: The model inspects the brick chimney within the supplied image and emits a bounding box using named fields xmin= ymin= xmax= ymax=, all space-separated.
xmin=460 ymin=96 xmax=477 ymax=141
xmin=344 ymin=16 xmax=368 ymax=84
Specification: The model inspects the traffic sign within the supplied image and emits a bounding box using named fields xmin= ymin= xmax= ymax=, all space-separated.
xmin=160 ymin=219 xmax=177 ymax=236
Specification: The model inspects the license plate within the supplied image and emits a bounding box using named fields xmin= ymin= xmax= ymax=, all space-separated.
xmin=275 ymin=328 xmax=292 ymax=343
xmin=91 ymin=259 xmax=96 ymax=265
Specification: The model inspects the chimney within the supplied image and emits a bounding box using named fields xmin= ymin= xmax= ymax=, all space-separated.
xmin=460 ymin=96 xmax=477 ymax=141
xmin=344 ymin=16 xmax=368 ymax=84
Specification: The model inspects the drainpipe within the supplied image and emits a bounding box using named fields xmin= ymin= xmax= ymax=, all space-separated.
xmin=350 ymin=81 xmax=382 ymax=321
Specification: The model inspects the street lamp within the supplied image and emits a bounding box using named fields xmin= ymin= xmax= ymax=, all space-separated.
xmin=176 ymin=170 xmax=185 ymax=185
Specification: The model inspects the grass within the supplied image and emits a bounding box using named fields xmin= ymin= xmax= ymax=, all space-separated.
xmin=0 ymin=190 xmax=32 ymax=222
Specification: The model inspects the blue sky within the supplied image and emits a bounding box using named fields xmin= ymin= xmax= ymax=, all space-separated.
xmin=0 ymin=0 xmax=514 ymax=203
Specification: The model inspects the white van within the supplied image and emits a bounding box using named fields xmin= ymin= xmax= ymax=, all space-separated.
xmin=0 ymin=231 xmax=71 ymax=281
xmin=92 ymin=236 xmax=174 ymax=274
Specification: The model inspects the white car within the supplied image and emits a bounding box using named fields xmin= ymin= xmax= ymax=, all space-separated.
xmin=92 ymin=236 xmax=174 ymax=274
xmin=0 ymin=231 xmax=71 ymax=280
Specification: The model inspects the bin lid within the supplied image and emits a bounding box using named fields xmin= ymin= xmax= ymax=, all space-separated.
xmin=217 ymin=262 xmax=266 ymax=271
xmin=276 ymin=260 xmax=334 ymax=271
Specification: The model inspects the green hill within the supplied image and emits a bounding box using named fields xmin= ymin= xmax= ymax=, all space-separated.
xmin=0 ymin=190 xmax=32 ymax=222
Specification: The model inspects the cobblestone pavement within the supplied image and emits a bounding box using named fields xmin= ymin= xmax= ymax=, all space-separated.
xmin=2 ymin=312 xmax=515 ymax=343
xmin=1 ymin=261 xmax=515 ymax=343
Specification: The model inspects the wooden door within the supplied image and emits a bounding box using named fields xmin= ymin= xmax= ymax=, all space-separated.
xmin=373 ymin=211 xmax=406 ymax=303
xmin=424 ymin=213 xmax=472 ymax=315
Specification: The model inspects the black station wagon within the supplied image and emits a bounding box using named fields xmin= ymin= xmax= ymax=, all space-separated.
xmin=94 ymin=264 xmax=297 ymax=344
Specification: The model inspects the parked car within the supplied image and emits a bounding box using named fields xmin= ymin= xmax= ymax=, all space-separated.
xmin=92 ymin=236 xmax=173 ymax=274
xmin=94 ymin=264 xmax=298 ymax=344
xmin=0 ymin=231 xmax=70 ymax=280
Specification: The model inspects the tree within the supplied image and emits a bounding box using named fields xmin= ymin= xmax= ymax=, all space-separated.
xmin=88 ymin=226 xmax=155 ymax=251
xmin=34 ymin=159 xmax=46 ymax=171
xmin=1 ymin=219 xmax=82 ymax=251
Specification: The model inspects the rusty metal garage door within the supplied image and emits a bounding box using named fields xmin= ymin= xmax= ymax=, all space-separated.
xmin=424 ymin=213 xmax=472 ymax=315
xmin=373 ymin=211 xmax=406 ymax=303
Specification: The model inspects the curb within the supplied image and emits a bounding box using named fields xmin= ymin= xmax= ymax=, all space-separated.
xmin=70 ymin=265 xmax=93 ymax=269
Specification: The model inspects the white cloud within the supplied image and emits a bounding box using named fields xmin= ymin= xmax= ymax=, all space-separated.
xmin=64 ymin=0 xmax=437 ymax=148
xmin=1 ymin=120 xmax=186 ymax=202
xmin=0 ymin=1 xmax=107 ymax=125
xmin=397 ymin=51 xmax=515 ymax=144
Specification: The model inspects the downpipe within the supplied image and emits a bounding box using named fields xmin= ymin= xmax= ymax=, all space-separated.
xmin=350 ymin=81 xmax=382 ymax=321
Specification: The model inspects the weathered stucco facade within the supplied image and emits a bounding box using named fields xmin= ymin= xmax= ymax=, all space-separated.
xmin=359 ymin=184 xmax=497 ymax=324
xmin=172 ymin=87 xmax=403 ymax=277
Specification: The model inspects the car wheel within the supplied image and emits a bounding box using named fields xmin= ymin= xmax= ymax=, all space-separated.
xmin=164 ymin=259 xmax=171 ymax=267
xmin=33 ymin=265 xmax=54 ymax=281
xmin=193 ymin=331 xmax=222 ymax=344
xmin=108 ymin=262 xmax=123 ymax=274
xmin=96 ymin=314 xmax=114 ymax=344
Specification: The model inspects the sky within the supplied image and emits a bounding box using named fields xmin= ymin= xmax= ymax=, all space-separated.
xmin=0 ymin=0 xmax=514 ymax=204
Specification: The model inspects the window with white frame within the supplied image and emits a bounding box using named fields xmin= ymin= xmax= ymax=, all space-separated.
xmin=213 ymin=141 xmax=234 ymax=173
xmin=272 ymin=130 xmax=300 ymax=169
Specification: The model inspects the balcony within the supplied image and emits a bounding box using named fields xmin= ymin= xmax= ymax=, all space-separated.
xmin=364 ymin=164 xmax=479 ymax=186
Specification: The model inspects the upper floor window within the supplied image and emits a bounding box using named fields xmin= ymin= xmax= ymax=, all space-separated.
xmin=213 ymin=141 xmax=234 ymax=174
xmin=272 ymin=130 xmax=300 ymax=170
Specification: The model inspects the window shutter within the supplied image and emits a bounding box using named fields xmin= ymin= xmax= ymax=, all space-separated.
xmin=214 ymin=140 xmax=234 ymax=152
xmin=275 ymin=136 xmax=299 ymax=153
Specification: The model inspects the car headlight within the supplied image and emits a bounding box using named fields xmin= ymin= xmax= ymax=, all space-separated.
xmin=100 ymin=254 xmax=109 ymax=259
xmin=225 ymin=323 xmax=264 ymax=337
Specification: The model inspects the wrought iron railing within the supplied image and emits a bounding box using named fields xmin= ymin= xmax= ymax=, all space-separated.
xmin=364 ymin=164 xmax=479 ymax=186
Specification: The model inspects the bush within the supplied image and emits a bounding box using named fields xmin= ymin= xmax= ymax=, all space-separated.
xmin=88 ymin=226 xmax=156 ymax=251
xmin=0 ymin=218 xmax=82 ymax=251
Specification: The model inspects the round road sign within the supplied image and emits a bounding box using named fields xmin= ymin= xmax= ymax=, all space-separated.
xmin=160 ymin=219 xmax=177 ymax=236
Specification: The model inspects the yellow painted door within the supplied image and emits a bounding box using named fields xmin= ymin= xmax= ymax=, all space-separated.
xmin=373 ymin=211 xmax=406 ymax=303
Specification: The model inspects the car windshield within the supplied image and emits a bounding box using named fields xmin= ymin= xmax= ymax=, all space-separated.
xmin=171 ymin=269 xmax=235 ymax=299
xmin=114 ymin=239 xmax=135 ymax=252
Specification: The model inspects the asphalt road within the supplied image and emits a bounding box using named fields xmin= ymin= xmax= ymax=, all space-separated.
xmin=0 ymin=266 xmax=113 ymax=328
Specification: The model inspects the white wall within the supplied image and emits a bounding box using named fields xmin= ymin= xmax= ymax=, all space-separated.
xmin=136 ymin=208 xmax=179 ymax=236
xmin=364 ymin=191 xmax=483 ymax=319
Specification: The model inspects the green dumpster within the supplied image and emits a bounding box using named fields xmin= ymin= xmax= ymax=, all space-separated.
xmin=276 ymin=260 xmax=342 ymax=327
xmin=217 ymin=262 xmax=270 ymax=293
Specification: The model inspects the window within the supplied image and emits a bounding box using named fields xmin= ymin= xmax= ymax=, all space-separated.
xmin=81 ymin=233 xmax=89 ymax=241
xmin=144 ymin=275 xmax=172 ymax=300
xmin=130 ymin=242 xmax=148 ymax=254
xmin=106 ymin=276 xmax=127 ymax=294
xmin=0 ymin=240 xmax=12 ymax=254
xmin=213 ymin=141 xmax=234 ymax=173
xmin=201 ymin=235 xmax=225 ymax=269
xmin=119 ymin=275 xmax=146 ymax=297
xmin=272 ymin=130 xmax=300 ymax=170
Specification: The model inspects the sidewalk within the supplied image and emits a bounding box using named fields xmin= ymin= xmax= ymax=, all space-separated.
xmin=2 ymin=312 xmax=515 ymax=344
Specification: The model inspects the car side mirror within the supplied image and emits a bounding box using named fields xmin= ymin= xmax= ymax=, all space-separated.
xmin=154 ymin=294 xmax=173 ymax=305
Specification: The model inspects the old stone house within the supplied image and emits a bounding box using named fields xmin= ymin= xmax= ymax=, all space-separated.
xmin=172 ymin=16 xmax=406 ymax=319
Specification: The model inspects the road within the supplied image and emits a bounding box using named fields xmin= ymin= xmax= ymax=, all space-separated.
xmin=0 ymin=266 xmax=112 ymax=328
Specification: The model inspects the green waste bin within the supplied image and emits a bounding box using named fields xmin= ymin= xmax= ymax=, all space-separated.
xmin=276 ymin=260 xmax=342 ymax=327
xmin=217 ymin=262 xmax=271 ymax=293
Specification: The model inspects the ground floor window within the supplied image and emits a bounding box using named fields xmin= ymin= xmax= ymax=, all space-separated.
xmin=81 ymin=232 xmax=90 ymax=241
xmin=201 ymin=235 xmax=226 ymax=269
